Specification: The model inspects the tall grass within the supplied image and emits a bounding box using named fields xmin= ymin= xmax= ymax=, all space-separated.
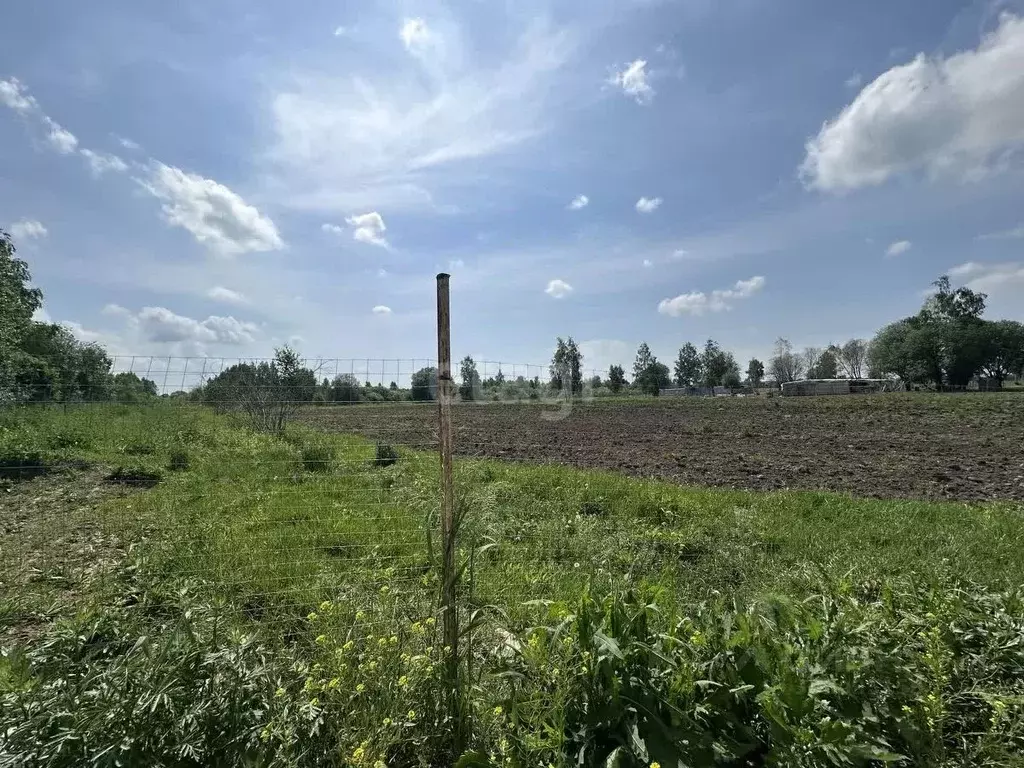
xmin=2 ymin=403 xmax=1024 ymax=765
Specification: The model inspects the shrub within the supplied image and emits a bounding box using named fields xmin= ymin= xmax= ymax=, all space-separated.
xmin=372 ymin=441 xmax=399 ymax=468
xmin=168 ymin=449 xmax=190 ymax=471
xmin=46 ymin=427 xmax=92 ymax=450
xmin=300 ymin=441 xmax=335 ymax=473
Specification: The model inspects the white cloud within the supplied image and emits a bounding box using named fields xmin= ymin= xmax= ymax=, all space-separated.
xmin=400 ymin=18 xmax=431 ymax=51
xmin=670 ymin=249 xmax=688 ymax=259
xmin=345 ymin=211 xmax=388 ymax=247
xmin=377 ymin=268 xmax=388 ymax=277
xmin=802 ymin=13 xmax=1024 ymax=191
xmin=321 ymin=223 xmax=344 ymax=236
xmin=636 ymin=196 xmax=662 ymax=213
xmin=948 ymin=261 xmax=1024 ymax=313
xmin=44 ymin=117 xmax=78 ymax=154
xmin=8 ymin=219 xmax=48 ymax=240
xmin=372 ymin=305 xmax=393 ymax=314
xmin=207 ymin=286 xmax=248 ymax=305
xmin=643 ymin=259 xmax=653 ymax=268
xmin=568 ymin=194 xmax=589 ymax=210
xmin=885 ymin=239 xmax=912 ymax=257
xmin=545 ymin=278 xmax=573 ymax=298
xmin=658 ymin=275 xmax=765 ymax=317
xmin=102 ymin=303 xmax=130 ymax=316
xmin=115 ymin=135 xmax=141 ymax=151
xmin=978 ymin=223 xmax=1024 ymax=240
xmin=1 ymin=77 xmax=77 ymax=154
xmin=31 ymin=308 xmax=52 ymax=323
xmin=140 ymin=162 xmax=284 ymax=255
xmin=0 ymin=77 xmax=37 ymax=113
xmin=266 ymin=17 xmax=577 ymax=212
xmin=61 ymin=320 xmax=105 ymax=344
xmin=333 ymin=26 xmax=348 ymax=37
xmin=844 ymin=72 xmax=863 ymax=89
xmin=134 ymin=306 xmax=258 ymax=345
xmin=80 ymin=148 xmax=128 ymax=176
xmin=610 ymin=59 xmax=654 ymax=104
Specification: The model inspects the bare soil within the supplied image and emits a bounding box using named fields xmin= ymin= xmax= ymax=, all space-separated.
xmin=299 ymin=393 xmax=1024 ymax=502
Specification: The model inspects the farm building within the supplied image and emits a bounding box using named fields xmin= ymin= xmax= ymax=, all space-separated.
xmin=780 ymin=378 xmax=899 ymax=397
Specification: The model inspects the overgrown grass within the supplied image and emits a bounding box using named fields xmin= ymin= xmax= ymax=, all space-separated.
xmin=2 ymin=403 xmax=1023 ymax=766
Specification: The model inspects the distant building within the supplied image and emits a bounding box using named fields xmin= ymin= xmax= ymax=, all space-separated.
xmin=780 ymin=378 xmax=900 ymax=397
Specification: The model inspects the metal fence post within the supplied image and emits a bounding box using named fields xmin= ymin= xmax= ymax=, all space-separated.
xmin=435 ymin=272 xmax=461 ymax=748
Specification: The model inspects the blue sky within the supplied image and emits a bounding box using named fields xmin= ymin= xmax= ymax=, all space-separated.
xmin=3 ymin=0 xmax=1024 ymax=382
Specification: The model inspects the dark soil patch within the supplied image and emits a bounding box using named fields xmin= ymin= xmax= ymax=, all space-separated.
xmin=298 ymin=394 xmax=1024 ymax=502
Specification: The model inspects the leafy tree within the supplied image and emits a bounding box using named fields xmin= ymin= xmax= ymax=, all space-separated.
xmin=769 ymin=338 xmax=804 ymax=383
xmin=566 ymin=337 xmax=584 ymax=395
xmin=112 ymin=372 xmax=159 ymax=402
xmin=700 ymin=339 xmax=738 ymax=388
xmin=807 ymin=347 xmax=838 ymax=379
xmin=411 ymin=367 xmax=438 ymax=401
xmin=329 ymin=374 xmax=361 ymax=404
xmin=633 ymin=343 xmax=669 ymax=395
xmin=673 ymin=343 xmax=701 ymax=388
xmin=588 ymin=375 xmax=602 ymax=390
xmin=607 ymin=364 xmax=627 ymax=393
xmin=632 ymin=343 xmax=655 ymax=383
xmin=550 ymin=337 xmax=583 ymax=395
xmin=980 ymin=320 xmax=1024 ymax=386
xmin=458 ymin=356 xmax=481 ymax=401
xmin=722 ymin=369 xmax=742 ymax=388
xmin=746 ymin=358 xmax=765 ymax=388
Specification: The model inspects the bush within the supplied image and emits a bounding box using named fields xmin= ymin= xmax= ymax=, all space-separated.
xmin=372 ymin=441 xmax=399 ymax=468
xmin=168 ymin=449 xmax=190 ymax=471
xmin=300 ymin=441 xmax=335 ymax=473
xmin=476 ymin=577 xmax=1024 ymax=767
xmin=46 ymin=427 xmax=92 ymax=450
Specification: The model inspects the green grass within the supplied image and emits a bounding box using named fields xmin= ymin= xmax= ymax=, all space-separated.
xmin=2 ymin=403 xmax=1023 ymax=766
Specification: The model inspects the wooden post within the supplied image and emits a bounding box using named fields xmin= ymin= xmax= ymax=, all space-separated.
xmin=435 ymin=272 xmax=460 ymax=743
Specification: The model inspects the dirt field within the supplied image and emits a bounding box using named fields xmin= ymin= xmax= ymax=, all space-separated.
xmin=299 ymin=393 xmax=1024 ymax=502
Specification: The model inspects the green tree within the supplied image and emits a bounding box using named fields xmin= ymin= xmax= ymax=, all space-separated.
xmin=809 ymin=347 xmax=838 ymax=379
xmin=566 ymin=337 xmax=584 ymax=396
xmin=980 ymin=320 xmax=1024 ymax=386
xmin=673 ymin=343 xmax=701 ymax=388
xmin=550 ymin=338 xmax=569 ymax=392
xmin=411 ymin=367 xmax=437 ymax=401
xmin=632 ymin=342 xmax=654 ymax=383
xmin=700 ymin=339 xmax=738 ymax=388
xmin=458 ymin=356 xmax=481 ymax=401
xmin=329 ymin=374 xmax=361 ymax=404
xmin=112 ymin=372 xmax=159 ymax=402
xmin=633 ymin=343 xmax=669 ymax=395
xmin=607 ymin=364 xmax=627 ymax=393
xmin=746 ymin=358 xmax=765 ymax=388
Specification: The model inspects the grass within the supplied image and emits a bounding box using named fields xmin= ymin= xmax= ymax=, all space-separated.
xmin=1 ymin=402 xmax=1023 ymax=765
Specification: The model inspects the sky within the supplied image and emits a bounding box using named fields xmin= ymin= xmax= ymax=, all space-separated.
xmin=3 ymin=0 xmax=1024 ymax=384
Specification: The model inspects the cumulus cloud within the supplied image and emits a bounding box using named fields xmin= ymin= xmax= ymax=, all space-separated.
xmin=133 ymin=306 xmax=258 ymax=345
xmin=885 ymin=240 xmax=912 ymax=257
xmin=635 ymin=196 xmax=662 ymax=213
xmin=80 ymin=149 xmax=128 ymax=176
xmin=948 ymin=261 xmax=1024 ymax=314
xmin=658 ymin=275 xmax=765 ymax=317
xmin=610 ymin=59 xmax=654 ymax=104
xmin=0 ymin=77 xmax=37 ymax=113
xmin=8 ymin=219 xmax=48 ymax=240
xmin=207 ymin=286 xmax=247 ymax=304
xmin=60 ymin=320 xmax=105 ymax=344
xmin=345 ymin=211 xmax=388 ymax=247
xmin=372 ymin=305 xmax=393 ymax=314
xmin=400 ymin=18 xmax=431 ymax=51
xmin=545 ymin=278 xmax=573 ymax=298
xmin=140 ymin=162 xmax=284 ymax=255
xmin=321 ymin=223 xmax=344 ymax=236
xmin=802 ymin=13 xmax=1024 ymax=191
xmin=568 ymin=194 xmax=589 ymax=210
xmin=102 ymin=303 xmax=130 ymax=316
xmin=44 ymin=117 xmax=78 ymax=153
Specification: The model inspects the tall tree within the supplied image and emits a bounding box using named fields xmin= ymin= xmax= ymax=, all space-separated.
xmin=633 ymin=342 xmax=654 ymax=383
xmin=769 ymin=337 xmax=804 ymax=384
xmin=550 ymin=337 xmax=569 ymax=392
xmin=673 ymin=343 xmax=701 ymax=387
xmin=746 ymin=358 xmax=765 ymax=388
xmin=607 ymin=364 xmax=627 ymax=393
xmin=458 ymin=355 xmax=481 ymax=401
xmin=810 ymin=347 xmax=838 ymax=379
xmin=835 ymin=339 xmax=869 ymax=378
xmin=410 ymin=367 xmax=438 ymax=401
xmin=700 ymin=339 xmax=737 ymax=387
xmin=565 ymin=337 xmax=584 ymax=395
